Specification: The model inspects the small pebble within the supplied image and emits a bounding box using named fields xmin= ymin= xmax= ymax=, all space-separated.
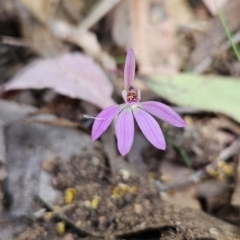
xmin=64 ymin=233 xmax=74 ymax=240
xmin=92 ymin=157 xmax=100 ymax=166
xmin=209 ymin=227 xmax=219 ymax=236
xmin=42 ymin=157 xmax=57 ymax=172
xmin=76 ymin=220 xmax=82 ymax=227
xmin=119 ymin=169 xmax=130 ymax=180
xmin=134 ymin=204 xmax=142 ymax=214
xmin=84 ymin=200 xmax=91 ymax=208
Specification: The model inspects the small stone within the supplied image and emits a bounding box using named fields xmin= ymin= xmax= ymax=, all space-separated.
xmin=138 ymin=221 xmax=147 ymax=229
xmin=33 ymin=208 xmax=46 ymax=218
xmin=84 ymin=200 xmax=91 ymax=208
xmin=160 ymin=173 xmax=172 ymax=183
xmin=124 ymin=193 xmax=134 ymax=203
xmin=44 ymin=212 xmax=54 ymax=221
xmin=209 ymin=227 xmax=219 ymax=236
xmin=98 ymin=216 xmax=107 ymax=231
xmin=42 ymin=157 xmax=57 ymax=172
xmin=92 ymin=157 xmax=100 ymax=166
xmin=134 ymin=204 xmax=142 ymax=214
xmin=76 ymin=220 xmax=82 ymax=227
xmin=119 ymin=169 xmax=130 ymax=180
xmin=64 ymin=233 xmax=74 ymax=240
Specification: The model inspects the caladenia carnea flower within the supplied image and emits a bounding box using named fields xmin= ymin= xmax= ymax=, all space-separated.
xmin=91 ymin=49 xmax=186 ymax=156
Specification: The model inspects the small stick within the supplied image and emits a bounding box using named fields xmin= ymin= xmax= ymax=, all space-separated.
xmin=77 ymin=0 xmax=122 ymax=31
xmin=83 ymin=114 xmax=105 ymax=120
xmin=155 ymin=138 xmax=240 ymax=192
xmin=0 ymin=36 xmax=30 ymax=47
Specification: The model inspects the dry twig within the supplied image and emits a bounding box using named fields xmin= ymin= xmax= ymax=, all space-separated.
xmin=0 ymin=36 xmax=30 ymax=47
xmin=49 ymin=0 xmax=121 ymax=71
xmin=155 ymin=138 xmax=240 ymax=192
xmin=77 ymin=0 xmax=122 ymax=31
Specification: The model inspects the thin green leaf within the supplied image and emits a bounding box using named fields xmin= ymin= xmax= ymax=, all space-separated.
xmin=166 ymin=135 xmax=193 ymax=170
xmin=214 ymin=0 xmax=240 ymax=62
xmin=147 ymin=73 xmax=240 ymax=123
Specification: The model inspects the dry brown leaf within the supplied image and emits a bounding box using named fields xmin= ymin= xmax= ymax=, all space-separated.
xmin=161 ymin=185 xmax=201 ymax=210
xmin=3 ymin=53 xmax=115 ymax=109
xmin=158 ymin=161 xmax=201 ymax=209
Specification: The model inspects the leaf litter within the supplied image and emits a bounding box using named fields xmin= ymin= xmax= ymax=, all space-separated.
xmin=0 ymin=100 xmax=239 ymax=239
xmin=1 ymin=0 xmax=240 ymax=239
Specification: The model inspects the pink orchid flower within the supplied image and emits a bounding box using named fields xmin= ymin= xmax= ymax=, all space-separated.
xmin=92 ymin=49 xmax=186 ymax=156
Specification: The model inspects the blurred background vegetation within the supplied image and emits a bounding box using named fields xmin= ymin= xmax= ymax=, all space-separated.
xmin=0 ymin=0 xmax=239 ymax=239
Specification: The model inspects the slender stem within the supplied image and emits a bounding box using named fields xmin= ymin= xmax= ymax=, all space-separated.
xmin=166 ymin=135 xmax=193 ymax=170
xmin=214 ymin=0 xmax=240 ymax=62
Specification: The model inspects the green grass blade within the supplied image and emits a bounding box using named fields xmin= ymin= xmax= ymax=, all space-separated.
xmin=166 ymin=135 xmax=193 ymax=170
xmin=214 ymin=0 xmax=240 ymax=62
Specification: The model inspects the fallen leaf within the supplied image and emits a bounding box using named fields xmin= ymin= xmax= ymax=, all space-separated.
xmin=3 ymin=53 xmax=115 ymax=109
xmin=161 ymin=185 xmax=201 ymax=210
xmin=147 ymin=73 xmax=240 ymax=123
xmin=159 ymin=161 xmax=201 ymax=210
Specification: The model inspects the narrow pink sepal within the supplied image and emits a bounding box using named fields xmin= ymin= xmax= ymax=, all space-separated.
xmin=115 ymin=105 xmax=134 ymax=156
xmin=138 ymin=101 xmax=186 ymax=127
xmin=124 ymin=49 xmax=136 ymax=89
xmin=91 ymin=105 xmax=122 ymax=141
xmin=133 ymin=107 xmax=166 ymax=150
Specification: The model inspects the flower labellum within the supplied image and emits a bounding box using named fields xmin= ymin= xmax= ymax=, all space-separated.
xmin=91 ymin=49 xmax=186 ymax=156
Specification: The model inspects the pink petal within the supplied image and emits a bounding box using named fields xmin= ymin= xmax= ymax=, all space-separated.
xmin=115 ymin=105 xmax=134 ymax=156
xmin=124 ymin=49 xmax=136 ymax=89
xmin=133 ymin=107 xmax=166 ymax=150
xmin=138 ymin=101 xmax=186 ymax=127
xmin=92 ymin=105 xmax=122 ymax=141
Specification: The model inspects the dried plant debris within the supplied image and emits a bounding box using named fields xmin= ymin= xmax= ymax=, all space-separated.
xmin=188 ymin=0 xmax=240 ymax=70
xmin=39 ymin=154 xmax=240 ymax=240
xmin=1 ymin=101 xmax=239 ymax=239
